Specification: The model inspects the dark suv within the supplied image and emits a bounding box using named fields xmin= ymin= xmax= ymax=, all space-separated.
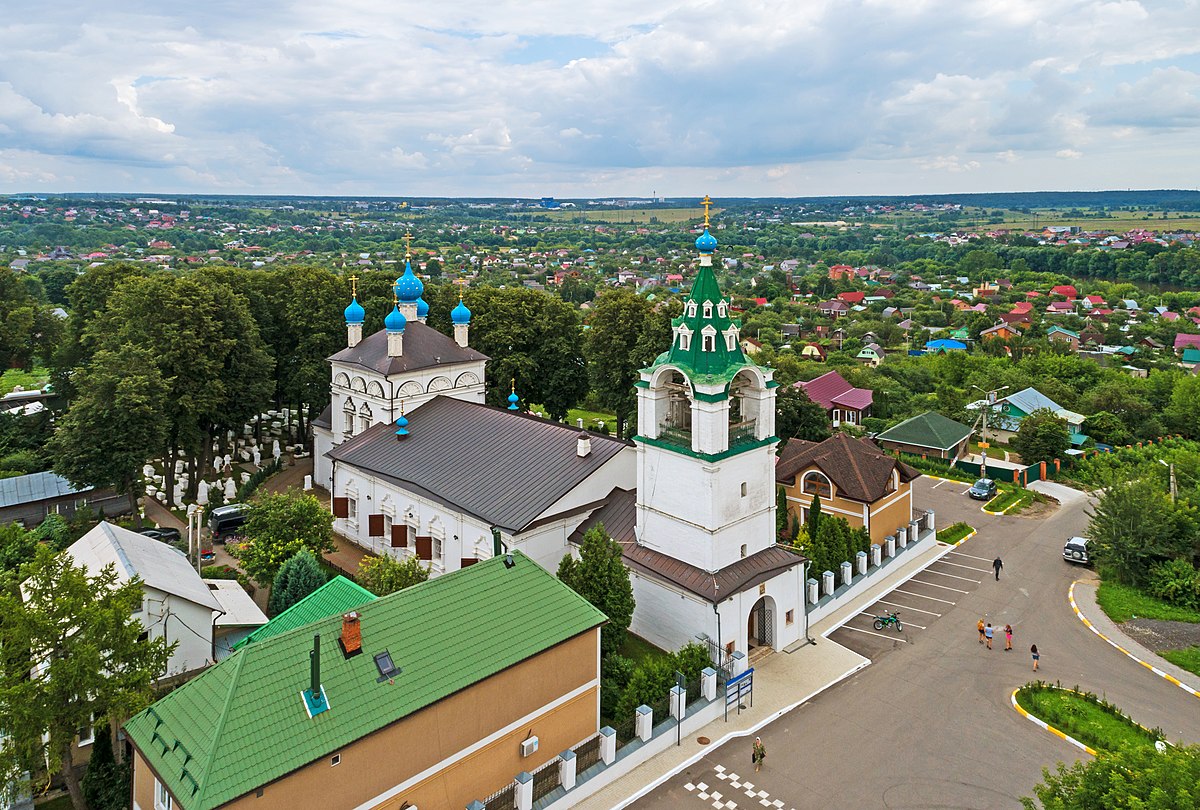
xmin=1063 ymin=536 xmax=1090 ymax=565
xmin=140 ymin=527 xmax=182 ymax=544
xmin=968 ymin=478 xmax=998 ymax=500
xmin=208 ymin=503 xmax=250 ymax=542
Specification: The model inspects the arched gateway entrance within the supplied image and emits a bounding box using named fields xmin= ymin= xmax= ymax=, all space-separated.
xmin=747 ymin=595 xmax=776 ymax=652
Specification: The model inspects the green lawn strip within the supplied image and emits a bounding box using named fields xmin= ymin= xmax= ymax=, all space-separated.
xmin=1160 ymin=647 xmax=1200 ymax=678
xmin=1015 ymin=683 xmax=1162 ymax=752
xmin=1095 ymin=581 xmax=1200 ymax=624
xmin=620 ymin=633 xmax=670 ymax=666
xmin=0 ymin=365 xmax=50 ymax=396
xmin=936 ymin=521 xmax=975 ymax=545
xmin=984 ymin=487 xmax=1033 ymax=514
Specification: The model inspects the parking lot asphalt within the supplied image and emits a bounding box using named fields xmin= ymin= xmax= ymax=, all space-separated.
xmin=631 ymin=475 xmax=1200 ymax=810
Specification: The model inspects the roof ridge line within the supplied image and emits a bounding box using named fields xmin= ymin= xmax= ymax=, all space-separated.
xmin=194 ymin=648 xmax=249 ymax=804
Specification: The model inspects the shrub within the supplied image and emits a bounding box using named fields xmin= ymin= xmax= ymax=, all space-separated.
xmin=0 ymin=450 xmax=42 ymax=475
xmin=201 ymin=564 xmax=239 ymax=580
xmin=1146 ymin=559 xmax=1200 ymax=610
xmin=357 ymin=554 xmax=429 ymax=596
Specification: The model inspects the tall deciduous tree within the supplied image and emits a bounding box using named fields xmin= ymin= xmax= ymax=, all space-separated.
xmin=1087 ymin=477 xmax=1198 ymax=586
xmin=558 ymin=524 xmax=635 ymax=658
xmin=585 ymin=289 xmax=673 ymax=439
xmin=232 ymin=491 xmax=335 ymax=587
xmin=1011 ymin=408 xmax=1071 ymax=465
xmin=0 ymin=546 xmax=173 ymax=810
xmin=1022 ymin=743 xmax=1200 ymax=809
xmin=268 ymin=550 xmax=328 ymax=615
xmin=48 ymin=346 xmax=168 ymax=529
xmin=776 ymin=386 xmax=832 ymax=445
xmin=357 ymin=554 xmax=430 ymax=596
xmin=1165 ymin=374 xmax=1200 ymax=438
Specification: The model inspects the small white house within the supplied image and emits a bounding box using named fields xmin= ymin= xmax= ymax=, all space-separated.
xmin=65 ymin=522 xmax=264 ymax=676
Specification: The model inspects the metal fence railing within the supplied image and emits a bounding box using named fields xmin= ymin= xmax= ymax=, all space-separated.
xmin=482 ymin=781 xmax=514 ymax=810
xmin=530 ymin=757 xmax=561 ymax=802
xmin=573 ymin=734 xmax=601 ymax=772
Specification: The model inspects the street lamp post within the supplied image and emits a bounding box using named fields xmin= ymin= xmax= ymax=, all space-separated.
xmin=971 ymin=385 xmax=1009 ymax=480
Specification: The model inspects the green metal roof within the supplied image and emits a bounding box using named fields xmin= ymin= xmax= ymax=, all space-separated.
xmin=126 ymin=553 xmax=605 ymax=810
xmin=1183 ymin=348 xmax=1200 ymax=363
xmin=231 ymin=576 xmax=376 ymax=650
xmin=876 ymin=411 xmax=973 ymax=452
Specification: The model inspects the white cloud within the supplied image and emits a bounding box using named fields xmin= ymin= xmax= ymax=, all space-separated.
xmin=0 ymin=1 xmax=1198 ymax=194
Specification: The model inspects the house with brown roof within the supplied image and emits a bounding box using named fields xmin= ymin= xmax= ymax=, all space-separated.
xmin=775 ymin=434 xmax=921 ymax=545
xmin=980 ymin=323 xmax=1018 ymax=341
xmin=798 ymin=342 xmax=827 ymax=362
xmin=817 ymin=300 xmax=850 ymax=319
xmin=795 ymin=370 xmax=873 ymax=427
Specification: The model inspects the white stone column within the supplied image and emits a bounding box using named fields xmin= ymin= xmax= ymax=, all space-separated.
xmin=636 ymin=705 xmax=653 ymax=741
xmin=600 ymin=726 xmax=616 ymax=765
xmin=467 ymin=802 xmax=485 ymax=810
xmin=871 ymin=544 xmax=882 ymax=567
xmin=897 ymin=527 xmax=908 ymax=549
xmin=927 ymin=510 xmax=936 ymax=534
xmin=885 ymin=537 xmax=896 ymax=558
xmin=515 ymin=772 xmax=532 ymax=810
xmin=731 ymin=650 xmax=747 ymax=676
xmin=807 ymin=577 xmax=819 ymax=604
xmin=840 ymin=560 xmax=852 ymax=587
xmin=822 ymin=570 xmax=835 ymax=596
xmin=856 ymin=551 xmax=867 ymax=576
xmin=701 ymin=667 xmax=717 ymax=702
xmin=559 ymin=750 xmax=577 ymax=790
xmin=670 ymin=685 xmax=686 ymax=721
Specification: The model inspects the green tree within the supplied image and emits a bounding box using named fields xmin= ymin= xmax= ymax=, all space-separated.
xmin=48 ymin=346 xmax=168 ymax=529
xmin=81 ymin=712 xmax=131 ymax=810
xmin=268 ymin=550 xmax=328 ymax=615
xmin=1165 ymin=375 xmax=1200 ymax=438
xmin=1082 ymin=411 xmax=1132 ymax=447
xmin=776 ymin=386 xmax=832 ymax=444
xmin=557 ymin=524 xmax=635 ymax=658
xmin=808 ymin=492 xmax=823 ymax=547
xmin=1087 ymin=477 xmax=1198 ymax=586
xmin=1011 ymin=408 xmax=1071 ymax=465
xmin=1021 ymin=743 xmax=1200 ymax=809
xmin=232 ymin=491 xmax=335 ymax=586
xmin=357 ymin=554 xmax=430 ymax=596
xmin=584 ymin=289 xmax=672 ymax=439
xmin=0 ymin=546 xmax=173 ymax=810
xmin=0 ymin=522 xmax=38 ymax=580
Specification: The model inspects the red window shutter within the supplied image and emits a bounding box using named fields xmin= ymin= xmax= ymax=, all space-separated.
xmin=332 ymin=497 xmax=349 ymax=518
xmin=460 ymin=558 xmax=478 ymax=568
xmin=368 ymin=514 xmax=384 ymax=537
xmin=391 ymin=524 xmax=408 ymax=548
xmin=416 ymin=536 xmax=432 ymax=560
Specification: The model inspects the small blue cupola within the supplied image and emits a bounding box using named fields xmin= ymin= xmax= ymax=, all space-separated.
xmin=385 ymin=304 xmax=407 ymax=332
xmin=395 ymin=412 xmax=409 ymax=439
xmin=416 ymin=296 xmax=429 ymax=321
xmin=394 ymin=259 xmax=424 ymax=303
xmin=507 ymin=379 xmax=520 ymax=411
xmin=452 ymin=298 xmax=472 ymax=325
xmin=343 ymin=296 xmax=365 ymax=324
xmin=695 ymin=227 xmax=718 ymax=254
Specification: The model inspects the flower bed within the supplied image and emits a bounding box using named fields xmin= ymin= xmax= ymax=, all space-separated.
xmin=1014 ymin=682 xmax=1163 ymax=752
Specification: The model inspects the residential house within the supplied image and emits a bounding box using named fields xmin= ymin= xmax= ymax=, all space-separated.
xmin=828 ymin=264 xmax=855 ymax=281
xmin=0 ymin=471 xmax=135 ymax=527
xmin=1181 ymin=348 xmax=1200 ymax=370
xmin=924 ymin=339 xmax=967 ymax=353
xmin=972 ymin=280 xmax=999 ymax=298
xmin=1050 ymin=284 xmax=1078 ymax=299
xmin=798 ymin=342 xmax=827 ymax=362
xmin=63 ymin=522 xmax=263 ymax=677
xmin=817 ymin=300 xmax=849 ymax=319
xmin=837 ymin=291 xmax=866 ymax=306
xmin=1082 ymin=295 xmax=1106 ymax=308
xmin=1045 ymin=301 xmax=1075 ymax=316
xmin=980 ymin=323 xmax=1018 ymax=341
xmin=1174 ymin=333 xmax=1200 ymax=354
xmin=856 ymin=343 xmax=885 ymax=367
xmin=875 ymin=412 xmax=973 ymax=461
xmin=208 ymin=580 xmax=272 ymax=661
xmin=776 ymin=434 xmax=921 ymax=544
xmin=740 ymin=336 xmax=763 ymax=355
xmin=233 ymin=576 xmax=377 ymax=651
xmin=796 ymin=370 xmax=873 ymax=427
xmin=1046 ymin=326 xmax=1081 ymax=350
xmin=125 ymin=553 xmax=605 ymax=810
xmin=988 ymin=387 xmax=1088 ymax=448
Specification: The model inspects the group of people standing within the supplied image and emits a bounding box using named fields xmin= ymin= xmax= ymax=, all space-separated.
xmin=977 ymin=619 xmax=1038 ymax=670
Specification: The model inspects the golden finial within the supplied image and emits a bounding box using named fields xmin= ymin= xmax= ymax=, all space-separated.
xmin=393 ymin=290 xmax=400 ymax=307
xmin=348 ymin=274 xmax=358 ymax=297
xmin=510 ymin=378 xmax=516 ymax=394
xmin=701 ymin=194 xmax=714 ymax=227
xmin=454 ymin=275 xmax=469 ymax=299
xmin=403 ymin=232 xmax=413 ymax=259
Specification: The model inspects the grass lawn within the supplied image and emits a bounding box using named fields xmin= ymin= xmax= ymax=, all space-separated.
xmin=984 ymin=487 xmax=1033 ymax=514
xmin=1016 ymin=685 xmax=1161 ymax=752
xmin=1161 ymin=646 xmax=1200 ymax=678
xmin=565 ymin=407 xmax=619 ymax=432
xmin=936 ymin=522 xmax=975 ymax=545
xmin=35 ymin=796 xmax=72 ymax=810
xmin=1096 ymin=581 xmax=1200 ymax=624
xmin=620 ymin=633 xmax=670 ymax=666
xmin=546 ymin=207 xmax=717 ymax=224
xmin=0 ymin=365 xmax=50 ymax=396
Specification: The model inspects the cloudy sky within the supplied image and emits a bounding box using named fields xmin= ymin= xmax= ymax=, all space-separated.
xmin=2 ymin=1 xmax=1199 ymax=197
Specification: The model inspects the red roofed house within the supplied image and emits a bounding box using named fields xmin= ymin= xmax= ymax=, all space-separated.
xmin=795 ymin=370 xmax=873 ymax=427
xmin=1050 ymin=284 xmax=1078 ymax=299
xmin=828 ymin=264 xmax=855 ymax=281
xmin=1083 ymin=295 xmax=1105 ymax=308
xmin=1174 ymin=333 xmax=1200 ymax=354
xmin=999 ymin=310 xmax=1033 ymax=329
xmin=1046 ymin=301 xmax=1075 ymax=315
xmin=837 ymin=291 xmax=866 ymax=305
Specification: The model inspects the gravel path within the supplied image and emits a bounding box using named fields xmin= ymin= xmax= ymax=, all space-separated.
xmin=1122 ymin=618 xmax=1200 ymax=652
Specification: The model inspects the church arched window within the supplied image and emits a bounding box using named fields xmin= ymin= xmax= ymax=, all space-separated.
xmin=703 ymin=301 xmax=713 ymax=319
xmin=687 ymin=301 xmax=697 ymax=318
xmin=717 ymin=301 xmax=728 ymax=318
xmin=678 ymin=329 xmax=691 ymax=351
xmin=702 ymin=334 xmax=715 ymax=352
xmin=357 ymin=402 xmax=372 ymax=434
xmin=725 ymin=331 xmax=737 ymax=351
xmin=342 ymin=399 xmax=356 ymax=438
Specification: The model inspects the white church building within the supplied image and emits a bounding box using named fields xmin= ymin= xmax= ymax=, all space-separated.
xmin=314 ymin=214 xmax=809 ymax=659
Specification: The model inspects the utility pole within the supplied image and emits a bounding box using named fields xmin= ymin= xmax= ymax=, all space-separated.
xmin=1169 ymin=463 xmax=1178 ymax=503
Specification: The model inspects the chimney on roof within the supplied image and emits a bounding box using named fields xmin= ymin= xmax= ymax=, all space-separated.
xmin=577 ymin=432 xmax=592 ymax=458
xmin=302 ymin=634 xmax=328 ymax=718
xmin=340 ymin=612 xmax=362 ymax=657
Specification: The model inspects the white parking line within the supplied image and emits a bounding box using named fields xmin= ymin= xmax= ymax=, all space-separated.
xmin=937 ymin=559 xmax=991 ymax=574
xmin=858 ymin=612 xmax=927 ymax=630
xmin=923 ymin=568 xmax=982 ymax=584
xmin=959 ymin=487 xmax=973 ymax=495
xmin=948 ymin=550 xmax=994 ymax=563
xmin=931 ymin=479 xmax=947 ymax=489
xmin=893 ymin=588 xmax=956 ymax=605
xmin=907 ymin=578 xmax=969 ymax=594
xmin=875 ymin=599 xmax=942 ymax=617
xmin=839 ymin=625 xmax=909 ymax=643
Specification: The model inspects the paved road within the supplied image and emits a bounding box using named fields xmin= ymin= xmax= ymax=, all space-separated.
xmin=633 ymin=477 xmax=1200 ymax=809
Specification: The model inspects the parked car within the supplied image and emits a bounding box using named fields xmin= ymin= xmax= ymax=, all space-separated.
xmin=967 ymin=478 xmax=997 ymax=501
xmin=1063 ymin=536 xmax=1091 ymax=565
xmin=208 ymin=503 xmax=250 ymax=542
xmin=139 ymin=527 xmax=182 ymax=544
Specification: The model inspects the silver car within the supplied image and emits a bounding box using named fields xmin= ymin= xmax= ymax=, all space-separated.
xmin=1063 ymin=536 xmax=1090 ymax=565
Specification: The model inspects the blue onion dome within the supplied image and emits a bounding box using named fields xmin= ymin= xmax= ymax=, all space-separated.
xmin=695 ymin=227 xmax=718 ymax=253
xmin=384 ymin=304 xmax=407 ymax=332
xmin=507 ymin=391 xmax=520 ymax=410
xmin=451 ymin=298 xmax=472 ymax=325
xmin=416 ymin=296 xmax=429 ymax=320
xmin=343 ymin=296 xmax=365 ymax=324
xmin=393 ymin=260 xmax=424 ymax=303
xmin=394 ymin=413 xmax=409 ymax=437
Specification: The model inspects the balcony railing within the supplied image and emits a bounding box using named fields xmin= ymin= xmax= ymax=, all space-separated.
xmin=728 ymin=419 xmax=758 ymax=447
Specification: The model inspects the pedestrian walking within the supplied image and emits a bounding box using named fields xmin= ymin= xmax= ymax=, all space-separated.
xmin=1031 ymin=644 xmax=1040 ymax=671
xmin=993 ymin=557 xmax=1004 ymax=581
xmin=1004 ymin=624 xmax=1013 ymax=651
xmin=752 ymin=736 xmax=766 ymax=773
xmin=984 ymin=623 xmax=994 ymax=650
xmin=977 ymin=618 xmax=985 ymax=644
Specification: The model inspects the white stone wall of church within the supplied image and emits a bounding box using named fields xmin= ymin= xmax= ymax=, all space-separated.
xmin=720 ymin=566 xmax=804 ymax=654
xmin=636 ymin=444 xmax=777 ymax=571
xmin=535 ymin=447 xmax=636 ymax=520
xmin=313 ymin=426 xmax=334 ymax=491
xmin=329 ymin=354 xmax=486 ymax=437
xmin=628 ymin=573 xmax=719 ymax=655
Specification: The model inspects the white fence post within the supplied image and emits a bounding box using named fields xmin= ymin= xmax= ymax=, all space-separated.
xmin=731 ymin=650 xmax=747 ymax=676
xmin=856 ymin=550 xmax=867 ymax=576
xmin=807 ymin=577 xmax=819 ymax=604
xmin=670 ymin=685 xmax=686 ymax=721
xmin=559 ymin=750 xmax=577 ymax=790
xmin=822 ymin=570 xmax=835 ymax=596
xmin=840 ymin=560 xmax=852 ymax=587
xmin=600 ymin=726 xmax=616 ymax=765
xmin=885 ymin=537 xmax=896 ymax=558
xmin=636 ymin=705 xmax=653 ymax=741
xmin=871 ymin=544 xmax=882 ymax=567
xmin=701 ymin=667 xmax=717 ymax=701
xmin=897 ymin=527 xmax=908 ymax=549
xmin=515 ymin=772 xmax=533 ymax=810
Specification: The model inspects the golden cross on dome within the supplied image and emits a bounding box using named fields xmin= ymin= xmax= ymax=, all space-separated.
xmin=403 ymin=232 xmax=413 ymax=259
xmin=701 ymin=194 xmax=713 ymax=226
xmin=348 ymin=274 xmax=358 ymax=297
xmin=453 ymin=275 xmax=469 ymax=296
